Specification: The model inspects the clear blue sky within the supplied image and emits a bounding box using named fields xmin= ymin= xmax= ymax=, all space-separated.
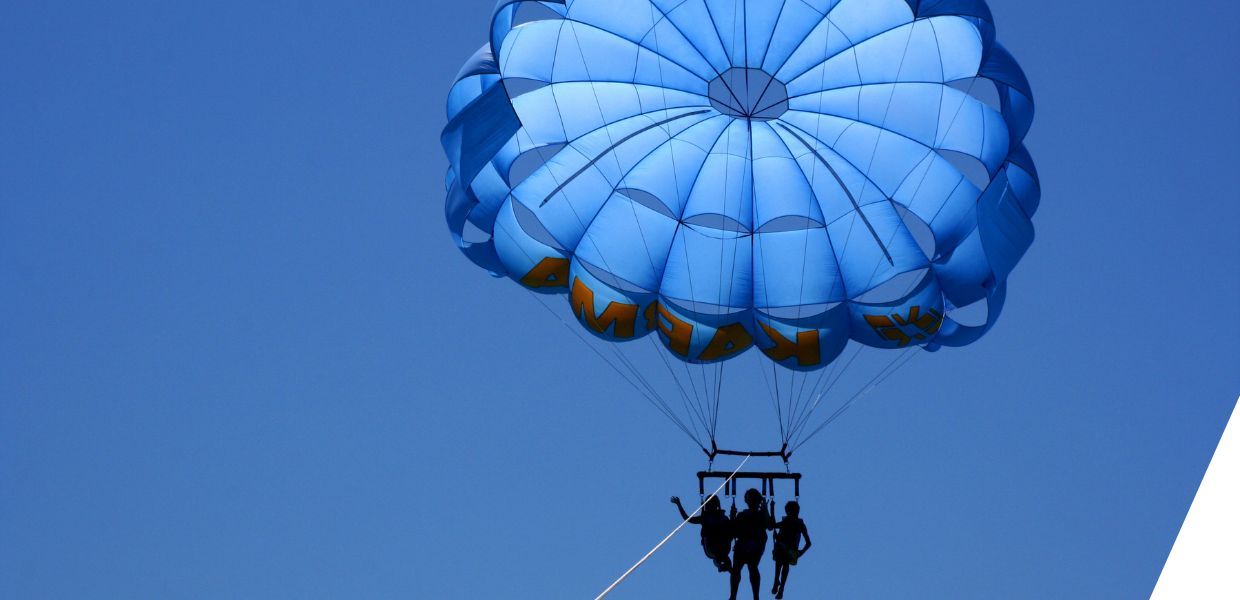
xmin=2 ymin=1 xmax=1237 ymax=598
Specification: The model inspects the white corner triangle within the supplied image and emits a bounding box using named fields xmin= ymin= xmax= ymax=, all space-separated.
xmin=1151 ymin=396 xmax=1240 ymax=599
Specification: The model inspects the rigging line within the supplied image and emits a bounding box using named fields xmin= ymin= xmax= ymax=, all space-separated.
xmin=708 ymin=362 xmax=725 ymax=439
xmin=786 ymin=342 xmax=864 ymax=444
xmin=788 ymin=361 xmax=837 ymax=442
xmin=526 ymin=290 xmax=705 ymax=448
xmin=771 ymin=358 xmax=786 ymax=441
xmin=644 ymin=317 xmax=712 ymax=435
xmin=692 ymin=362 xmax=716 ymax=439
xmin=709 ymin=361 xmax=719 ymax=441
xmin=822 ymin=349 xmax=911 ymax=430
xmin=647 ymin=334 xmax=711 ymax=436
xmin=755 ymin=348 xmax=786 ymax=442
xmin=792 ymin=346 xmax=919 ymax=452
xmin=792 ymin=346 xmax=921 ymax=452
xmin=600 ymin=330 xmax=711 ymax=437
xmin=608 ymin=341 xmax=711 ymax=440
xmin=786 ymin=363 xmax=814 ymax=440
xmin=704 ymin=362 xmax=719 ymax=442
xmin=780 ymin=368 xmax=794 ymax=442
xmin=787 ymin=344 xmax=865 ymax=444
xmin=612 ymin=348 xmax=707 ymax=446
xmin=791 ymin=351 xmax=908 ymax=452
xmin=789 ymin=342 xmax=845 ymax=438
xmin=559 ymin=313 xmax=676 ymax=422
xmin=713 ymin=363 xmax=725 ymax=437
xmin=594 ymin=454 xmax=753 ymax=600
xmin=782 ymin=368 xmax=799 ymax=441
xmin=697 ymin=360 xmax=714 ymax=438
xmin=788 ymin=357 xmax=818 ymax=441
xmin=796 ymin=362 xmax=821 ymax=427
xmin=615 ymin=347 xmax=703 ymax=444
xmin=715 ymin=364 xmax=724 ymax=439
xmin=679 ymin=357 xmax=709 ymax=435
xmin=783 ymin=366 xmax=803 ymax=443
xmin=662 ymin=363 xmax=714 ymax=440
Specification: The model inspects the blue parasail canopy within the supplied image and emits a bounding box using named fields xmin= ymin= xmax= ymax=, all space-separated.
xmin=442 ymin=0 xmax=1040 ymax=373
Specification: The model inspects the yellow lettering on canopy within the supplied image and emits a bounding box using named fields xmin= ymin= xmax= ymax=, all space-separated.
xmin=699 ymin=323 xmax=754 ymax=362
xmin=656 ymin=303 xmax=694 ymax=357
xmin=570 ymin=278 xmax=639 ymax=338
xmin=520 ymin=257 xmax=569 ymax=289
xmin=758 ymin=322 xmax=821 ymax=367
xmin=864 ymin=306 xmax=944 ymax=347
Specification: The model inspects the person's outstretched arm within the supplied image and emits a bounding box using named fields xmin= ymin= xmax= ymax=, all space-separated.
xmin=670 ymin=496 xmax=692 ymax=521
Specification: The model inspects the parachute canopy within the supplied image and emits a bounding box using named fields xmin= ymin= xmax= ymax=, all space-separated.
xmin=443 ymin=0 xmax=1039 ymax=373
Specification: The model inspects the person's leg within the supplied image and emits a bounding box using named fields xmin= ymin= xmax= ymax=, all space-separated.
xmin=747 ymin=559 xmax=761 ymax=600
xmin=776 ymin=564 xmax=790 ymax=599
xmin=772 ymin=560 xmax=784 ymax=593
xmin=712 ymin=543 xmax=732 ymax=572
xmin=729 ymin=556 xmax=742 ymax=600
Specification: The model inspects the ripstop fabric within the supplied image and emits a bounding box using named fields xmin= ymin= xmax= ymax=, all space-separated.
xmin=442 ymin=0 xmax=1039 ymax=371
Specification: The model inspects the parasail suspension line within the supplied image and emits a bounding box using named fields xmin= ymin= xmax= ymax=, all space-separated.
xmin=524 ymin=290 xmax=709 ymax=452
xmin=593 ymin=454 xmax=752 ymax=600
xmin=791 ymin=346 xmax=922 ymax=452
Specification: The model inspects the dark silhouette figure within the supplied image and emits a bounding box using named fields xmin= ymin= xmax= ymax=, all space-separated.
xmin=671 ymin=495 xmax=733 ymax=572
xmin=729 ymin=489 xmax=775 ymax=600
xmin=770 ymin=501 xmax=812 ymax=599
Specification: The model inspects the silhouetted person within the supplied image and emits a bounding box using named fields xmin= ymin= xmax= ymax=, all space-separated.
xmin=770 ymin=501 xmax=812 ymax=599
xmin=729 ymin=489 xmax=774 ymax=600
xmin=671 ymin=495 xmax=733 ymax=572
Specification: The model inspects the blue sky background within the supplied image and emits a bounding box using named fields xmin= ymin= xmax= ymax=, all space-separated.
xmin=2 ymin=1 xmax=1238 ymax=598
